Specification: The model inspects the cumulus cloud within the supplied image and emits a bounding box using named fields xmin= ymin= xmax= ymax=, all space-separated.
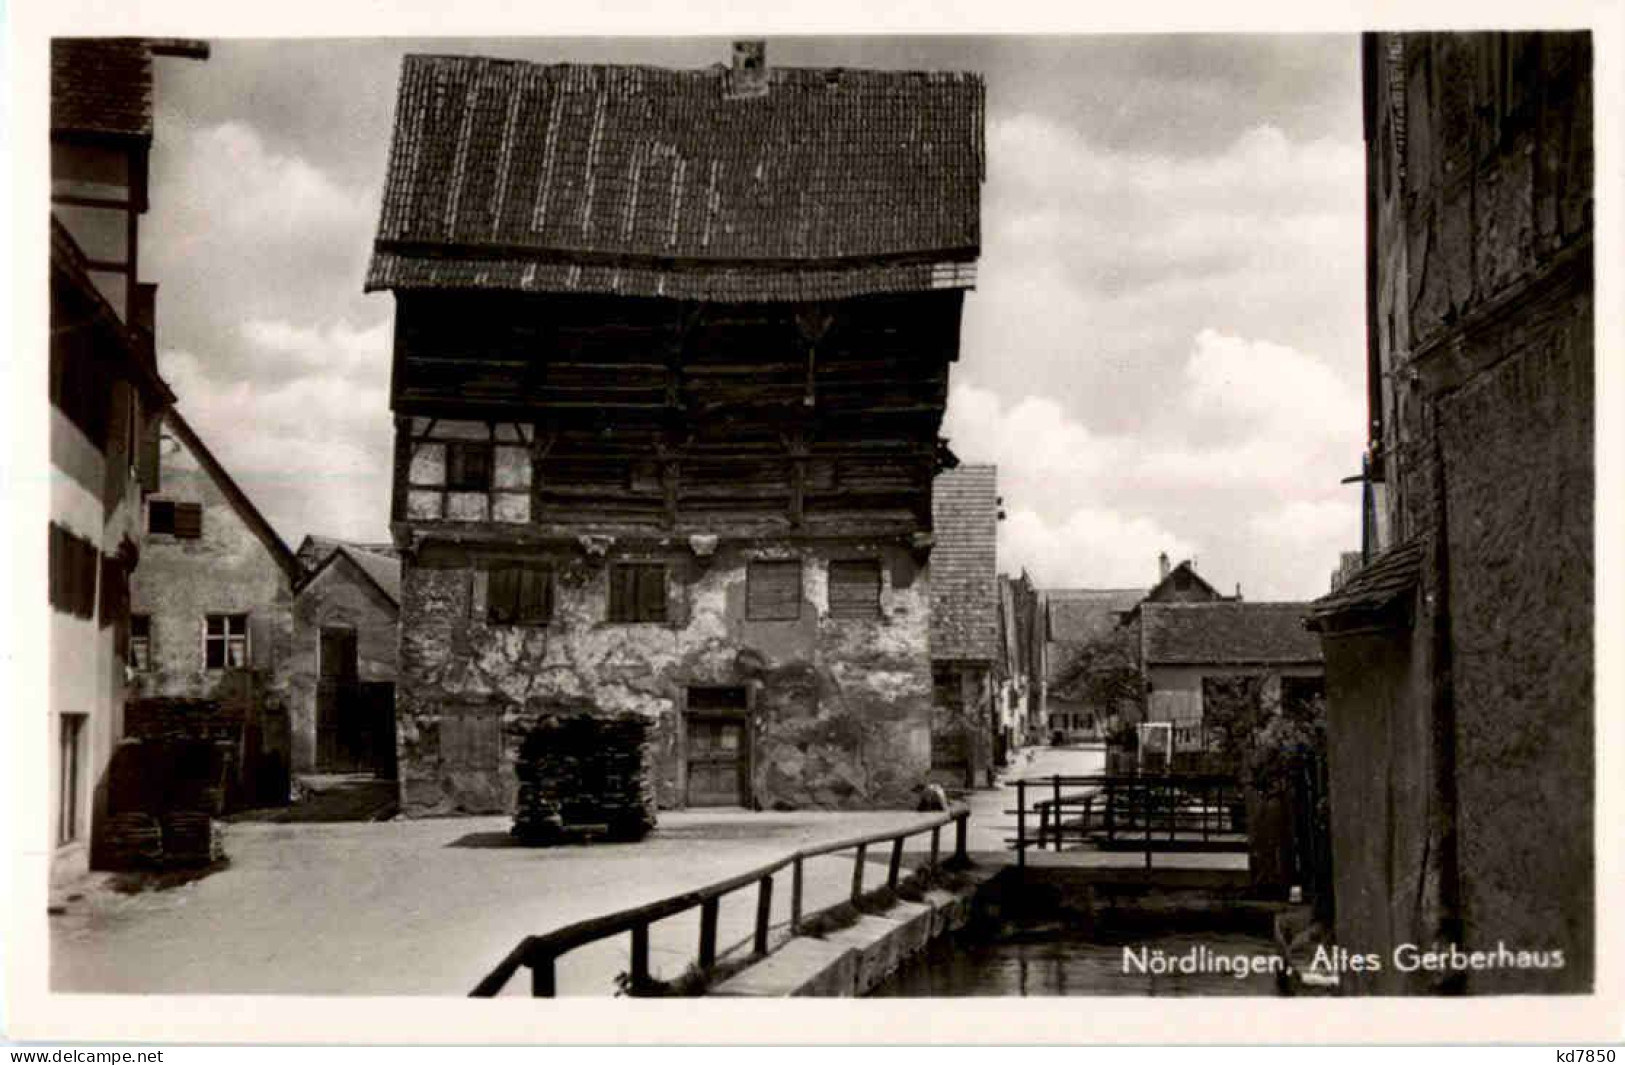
xmin=944 ymin=322 xmax=1364 ymax=599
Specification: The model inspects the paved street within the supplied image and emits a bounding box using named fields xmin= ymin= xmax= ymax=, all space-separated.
xmin=51 ymin=744 xmax=1240 ymax=997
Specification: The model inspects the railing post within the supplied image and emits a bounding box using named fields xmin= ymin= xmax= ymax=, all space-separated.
xmin=851 ymin=843 xmax=867 ymax=902
xmin=929 ymin=826 xmax=941 ymax=870
xmin=1052 ymin=774 xmax=1062 ymax=851
xmin=530 ymin=952 xmax=557 ymax=997
xmin=1105 ymin=775 xmax=1116 ymax=843
xmin=790 ymin=855 xmax=804 ymax=934
xmin=754 ymin=876 xmax=774 ymax=956
xmin=630 ymin=923 xmax=651 ymax=994
xmin=887 ymin=836 xmax=904 ymax=890
xmin=699 ymin=897 xmax=720 ymax=970
xmin=954 ymin=810 xmax=968 ymax=865
xmin=1016 ymin=779 xmax=1026 ymax=869
xmin=1037 ymin=802 xmax=1049 ymax=851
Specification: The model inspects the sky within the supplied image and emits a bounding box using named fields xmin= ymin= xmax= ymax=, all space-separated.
xmin=140 ymin=35 xmax=1367 ymax=601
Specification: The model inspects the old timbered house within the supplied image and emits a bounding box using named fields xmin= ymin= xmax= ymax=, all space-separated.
xmin=366 ymin=45 xmax=984 ymax=815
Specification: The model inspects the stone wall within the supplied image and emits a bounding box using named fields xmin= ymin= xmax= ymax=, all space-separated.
xmin=396 ymin=538 xmax=933 ymax=815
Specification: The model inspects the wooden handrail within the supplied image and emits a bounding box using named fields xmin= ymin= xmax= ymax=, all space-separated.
xmin=471 ymin=804 xmax=970 ymax=997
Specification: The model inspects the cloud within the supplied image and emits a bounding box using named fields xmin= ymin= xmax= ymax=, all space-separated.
xmin=944 ymin=322 xmax=1364 ymax=599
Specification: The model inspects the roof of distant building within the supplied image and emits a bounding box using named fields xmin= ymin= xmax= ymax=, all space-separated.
xmin=1141 ymin=601 xmax=1323 ymax=666
xmin=1045 ymin=588 xmax=1144 ymax=644
xmin=367 ymin=52 xmax=984 ymax=301
xmin=931 ymin=464 xmax=999 ymax=662
xmin=297 ymin=540 xmax=402 ymax=608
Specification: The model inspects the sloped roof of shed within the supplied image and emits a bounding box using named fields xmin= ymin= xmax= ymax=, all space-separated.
xmin=367 ymin=54 xmax=984 ymax=301
xmin=1142 ymin=602 xmax=1323 ymax=666
xmin=1307 ymin=538 xmax=1425 ymax=630
xmin=931 ymin=464 xmax=999 ymax=662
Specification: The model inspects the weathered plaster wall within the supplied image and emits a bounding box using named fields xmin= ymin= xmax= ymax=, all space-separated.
xmin=1437 ymin=287 xmax=1593 ymax=992
xmin=397 ymin=539 xmax=932 ymax=815
xmin=1322 ymin=603 xmax=1446 ymax=994
xmin=286 ymin=556 xmax=400 ymax=773
xmin=128 ymin=431 xmax=294 ymax=721
xmin=1146 ymin=666 xmax=1324 ymax=724
xmin=1355 ymin=31 xmax=1594 ymax=992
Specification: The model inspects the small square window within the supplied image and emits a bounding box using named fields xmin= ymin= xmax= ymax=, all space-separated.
xmin=204 ymin=613 xmax=249 ymax=669
xmin=608 ymin=563 xmax=668 ymax=623
xmin=446 ymin=442 xmax=492 ymax=492
xmin=488 ymin=564 xmax=554 ymax=625
xmin=129 ymin=614 xmax=152 ymax=671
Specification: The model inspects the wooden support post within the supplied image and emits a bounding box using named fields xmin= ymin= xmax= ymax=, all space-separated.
xmin=699 ymin=897 xmax=720 ymax=971
xmin=754 ymin=877 xmax=774 ymax=956
xmin=887 ymin=836 xmax=904 ymax=889
xmin=955 ymin=812 xmax=969 ymax=865
xmin=530 ymin=954 xmax=557 ymax=997
xmin=1016 ymin=780 xmax=1026 ymax=869
xmin=630 ymin=923 xmax=650 ymax=993
xmin=1052 ymin=774 xmax=1063 ymax=851
xmin=930 ymin=826 xmax=940 ymax=869
xmin=1037 ymin=803 xmax=1048 ymax=851
xmin=790 ymin=855 xmax=804 ymax=934
xmin=1105 ymin=776 xmax=1116 ymax=843
xmin=850 ymin=843 xmax=867 ymax=902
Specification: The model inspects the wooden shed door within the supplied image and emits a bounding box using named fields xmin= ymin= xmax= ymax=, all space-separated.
xmin=686 ymin=718 xmax=747 ymax=807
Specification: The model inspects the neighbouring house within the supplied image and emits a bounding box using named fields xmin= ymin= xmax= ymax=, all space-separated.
xmin=1308 ymin=32 xmax=1593 ymax=993
xmin=287 ymin=538 xmax=401 ymax=778
xmin=48 ymin=37 xmax=207 ymax=880
xmin=1130 ymin=600 xmax=1324 ymax=759
xmin=1041 ymin=587 xmax=1143 ymax=740
xmin=128 ymin=407 xmax=302 ymax=805
xmin=995 ymin=571 xmax=1043 ymax=750
xmin=930 ymin=465 xmax=1001 ymax=787
xmin=365 ymin=43 xmax=984 ymax=815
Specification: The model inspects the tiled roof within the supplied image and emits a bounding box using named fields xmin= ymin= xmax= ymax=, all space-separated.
xmin=1142 ymin=602 xmax=1323 ymax=666
xmin=52 ymin=39 xmax=154 ymax=138
xmin=296 ymin=537 xmax=402 ymax=607
xmin=931 ymin=465 xmax=999 ymax=661
xmin=367 ymin=54 xmax=984 ymax=300
xmin=1045 ymin=588 xmax=1143 ymax=644
xmin=1307 ymin=539 xmax=1425 ymax=630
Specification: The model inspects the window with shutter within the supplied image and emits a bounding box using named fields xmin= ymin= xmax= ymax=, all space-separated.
xmin=747 ymin=560 xmax=801 ymax=620
xmin=487 ymin=564 xmax=553 ymax=625
xmin=51 ymin=525 xmax=99 ymax=619
xmin=609 ymin=563 xmax=667 ymax=623
xmin=828 ymin=560 xmax=882 ymax=618
xmin=148 ymin=500 xmax=176 ymax=535
xmin=172 ymin=502 xmax=203 ymax=539
xmin=446 ymin=442 xmax=492 ymax=491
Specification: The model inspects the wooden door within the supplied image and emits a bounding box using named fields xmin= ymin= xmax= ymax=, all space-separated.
xmin=317 ymin=628 xmax=361 ymax=771
xmin=686 ymin=716 xmax=747 ymax=807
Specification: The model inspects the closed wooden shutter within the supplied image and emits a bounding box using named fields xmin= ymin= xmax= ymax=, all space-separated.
xmin=137 ymin=418 xmax=162 ymax=493
xmin=636 ymin=565 xmax=667 ymax=623
xmin=487 ymin=566 xmax=520 ymax=623
xmin=610 ymin=563 xmax=666 ymax=622
xmin=249 ymin=613 xmax=276 ymax=671
xmin=747 ymin=560 xmax=801 ymax=620
xmin=517 ymin=566 xmax=553 ymax=624
xmin=172 ymin=502 xmax=203 ymax=539
xmin=828 ymin=560 xmax=881 ymax=618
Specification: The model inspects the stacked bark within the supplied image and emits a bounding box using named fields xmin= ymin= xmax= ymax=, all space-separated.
xmin=512 ymin=713 xmax=658 ymax=845
xmin=94 ymin=740 xmax=228 ymax=871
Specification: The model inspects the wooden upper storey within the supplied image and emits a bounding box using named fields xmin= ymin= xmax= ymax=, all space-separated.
xmin=389 ymin=290 xmax=963 ymax=540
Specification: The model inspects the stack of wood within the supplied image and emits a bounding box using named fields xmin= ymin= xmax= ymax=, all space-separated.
xmin=512 ymin=712 xmax=658 ymax=845
xmin=98 ymin=812 xmax=164 ymax=869
xmin=159 ymin=811 xmax=222 ymax=867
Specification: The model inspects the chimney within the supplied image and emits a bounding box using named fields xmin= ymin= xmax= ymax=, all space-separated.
xmin=1235 ymin=583 xmax=1243 ymax=601
xmin=728 ymin=40 xmax=768 ymax=98
xmin=1158 ymin=552 xmax=1170 ymax=581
